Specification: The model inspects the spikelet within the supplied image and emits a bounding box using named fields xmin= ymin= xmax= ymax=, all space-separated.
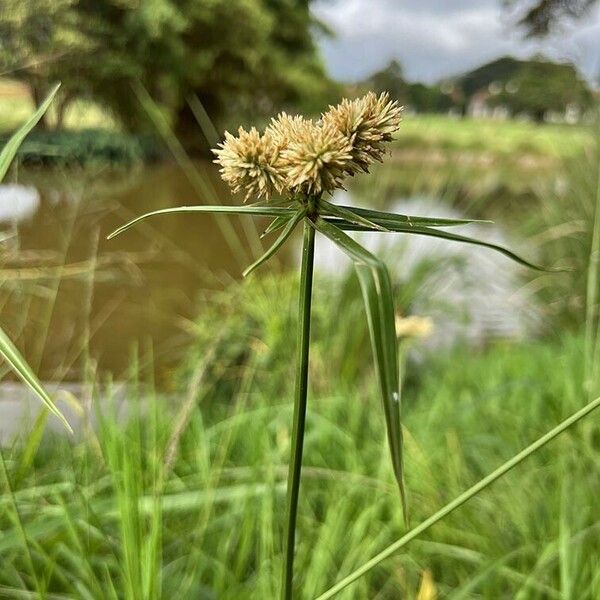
xmin=212 ymin=127 xmax=285 ymax=201
xmin=266 ymin=112 xmax=312 ymax=147
xmin=323 ymin=91 xmax=403 ymax=173
xmin=279 ymin=120 xmax=353 ymax=196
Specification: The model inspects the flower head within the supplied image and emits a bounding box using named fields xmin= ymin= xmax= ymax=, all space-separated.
xmin=212 ymin=126 xmax=285 ymax=201
xmin=213 ymin=92 xmax=402 ymax=200
xmin=266 ymin=112 xmax=312 ymax=146
xmin=323 ymin=91 xmax=403 ymax=173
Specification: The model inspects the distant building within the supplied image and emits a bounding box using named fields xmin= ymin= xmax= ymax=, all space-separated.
xmin=466 ymin=87 xmax=509 ymax=120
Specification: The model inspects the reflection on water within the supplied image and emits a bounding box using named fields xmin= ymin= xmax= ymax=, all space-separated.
xmin=0 ymin=184 xmax=40 ymax=223
xmin=315 ymin=191 xmax=541 ymax=348
xmin=0 ymin=162 xmax=276 ymax=383
xmin=0 ymin=162 xmax=540 ymax=383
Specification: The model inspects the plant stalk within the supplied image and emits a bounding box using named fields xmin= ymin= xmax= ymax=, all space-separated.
xmin=282 ymin=219 xmax=316 ymax=600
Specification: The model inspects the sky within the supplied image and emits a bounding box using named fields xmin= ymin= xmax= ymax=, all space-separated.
xmin=312 ymin=0 xmax=600 ymax=84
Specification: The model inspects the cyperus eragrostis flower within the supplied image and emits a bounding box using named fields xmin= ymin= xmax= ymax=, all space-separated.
xmin=213 ymin=92 xmax=403 ymax=200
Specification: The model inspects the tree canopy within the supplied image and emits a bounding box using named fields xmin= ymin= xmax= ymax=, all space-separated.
xmin=0 ymin=0 xmax=337 ymax=137
xmin=363 ymin=60 xmax=454 ymax=114
xmin=454 ymin=55 xmax=594 ymax=120
xmin=489 ymin=58 xmax=594 ymax=119
xmin=506 ymin=0 xmax=597 ymax=36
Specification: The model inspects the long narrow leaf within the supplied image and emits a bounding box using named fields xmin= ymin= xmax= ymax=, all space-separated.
xmin=326 ymin=218 xmax=551 ymax=271
xmin=107 ymin=205 xmax=297 ymax=240
xmin=338 ymin=204 xmax=491 ymax=228
xmin=0 ymin=83 xmax=60 ymax=181
xmin=261 ymin=215 xmax=292 ymax=239
xmin=243 ymin=209 xmax=306 ymax=277
xmin=311 ymin=218 xmax=406 ymax=520
xmin=0 ymin=329 xmax=72 ymax=432
xmin=320 ymin=199 xmax=388 ymax=232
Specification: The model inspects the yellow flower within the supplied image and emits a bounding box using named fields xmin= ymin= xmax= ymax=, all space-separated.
xmin=395 ymin=314 xmax=434 ymax=339
xmin=212 ymin=126 xmax=285 ymax=201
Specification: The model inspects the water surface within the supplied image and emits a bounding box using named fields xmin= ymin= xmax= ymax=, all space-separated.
xmin=0 ymin=160 xmax=540 ymax=383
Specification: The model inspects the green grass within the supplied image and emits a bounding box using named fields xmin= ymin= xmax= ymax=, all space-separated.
xmin=1 ymin=271 xmax=599 ymax=598
xmin=395 ymin=114 xmax=593 ymax=160
xmin=0 ymin=79 xmax=118 ymax=133
xmin=0 ymin=76 xmax=592 ymax=166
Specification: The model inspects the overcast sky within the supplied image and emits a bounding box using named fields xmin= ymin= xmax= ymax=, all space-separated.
xmin=312 ymin=0 xmax=600 ymax=84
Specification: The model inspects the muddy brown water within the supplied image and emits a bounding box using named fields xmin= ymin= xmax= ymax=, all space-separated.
xmin=0 ymin=160 xmax=289 ymax=383
xmin=0 ymin=159 xmax=539 ymax=390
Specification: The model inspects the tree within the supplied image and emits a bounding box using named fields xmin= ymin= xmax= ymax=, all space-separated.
xmin=72 ymin=0 xmax=338 ymax=141
xmin=451 ymin=55 xmax=593 ymax=121
xmin=506 ymin=0 xmax=597 ymax=36
xmin=0 ymin=0 xmax=94 ymax=128
xmin=0 ymin=0 xmax=337 ymax=142
xmin=490 ymin=58 xmax=594 ymax=120
xmin=457 ymin=57 xmax=524 ymax=99
xmin=362 ymin=60 xmax=454 ymax=114
xmin=365 ymin=60 xmax=409 ymax=104
xmin=406 ymin=82 xmax=454 ymax=113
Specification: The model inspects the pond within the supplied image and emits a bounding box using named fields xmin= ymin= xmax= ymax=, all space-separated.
xmin=0 ymin=159 xmax=541 ymax=385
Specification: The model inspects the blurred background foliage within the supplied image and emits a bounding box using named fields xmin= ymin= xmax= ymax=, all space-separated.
xmin=0 ymin=0 xmax=339 ymax=146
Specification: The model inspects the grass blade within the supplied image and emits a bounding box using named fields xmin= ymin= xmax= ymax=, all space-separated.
xmin=0 ymin=329 xmax=72 ymax=433
xmin=0 ymin=83 xmax=71 ymax=433
xmin=107 ymin=205 xmax=297 ymax=240
xmin=311 ymin=218 xmax=406 ymax=520
xmin=243 ymin=209 xmax=306 ymax=277
xmin=0 ymin=83 xmax=60 ymax=181
xmin=0 ymin=451 xmax=45 ymax=596
xmin=389 ymin=224 xmax=553 ymax=271
xmin=261 ymin=215 xmax=292 ymax=239
xmin=315 ymin=394 xmax=600 ymax=600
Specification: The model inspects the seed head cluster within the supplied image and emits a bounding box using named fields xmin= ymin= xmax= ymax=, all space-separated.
xmin=213 ymin=92 xmax=403 ymax=201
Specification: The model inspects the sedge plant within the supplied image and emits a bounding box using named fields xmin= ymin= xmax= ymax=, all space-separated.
xmin=109 ymin=92 xmax=551 ymax=599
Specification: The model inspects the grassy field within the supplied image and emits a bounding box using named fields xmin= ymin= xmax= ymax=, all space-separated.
xmin=1 ymin=273 xmax=598 ymax=599
xmin=394 ymin=114 xmax=594 ymax=160
xmin=1 ymin=77 xmax=594 ymax=163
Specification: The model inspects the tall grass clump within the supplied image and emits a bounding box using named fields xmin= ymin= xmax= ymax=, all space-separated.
xmin=108 ymin=92 xmax=598 ymax=599
xmin=530 ymin=122 xmax=600 ymax=396
xmin=2 ymin=313 xmax=599 ymax=598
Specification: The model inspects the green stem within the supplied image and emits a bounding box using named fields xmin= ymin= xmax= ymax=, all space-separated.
xmin=315 ymin=394 xmax=600 ymax=600
xmin=584 ymin=158 xmax=600 ymax=394
xmin=282 ymin=219 xmax=316 ymax=600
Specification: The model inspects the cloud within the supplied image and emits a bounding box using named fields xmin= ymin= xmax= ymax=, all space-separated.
xmin=312 ymin=0 xmax=600 ymax=83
